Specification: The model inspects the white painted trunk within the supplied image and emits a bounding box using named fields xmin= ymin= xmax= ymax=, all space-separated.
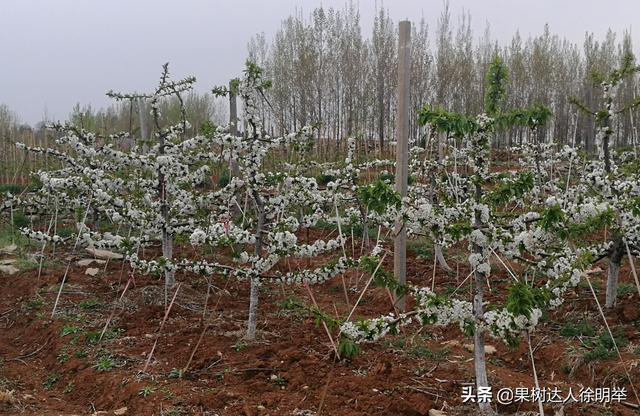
xmin=473 ymin=182 xmax=491 ymax=414
xmin=247 ymin=190 xmax=265 ymax=339
xmin=163 ymin=229 xmax=175 ymax=286
xmin=247 ymin=277 xmax=259 ymax=339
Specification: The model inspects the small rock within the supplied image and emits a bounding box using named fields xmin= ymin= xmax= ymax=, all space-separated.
xmin=0 ymin=244 xmax=16 ymax=254
xmin=257 ymin=405 xmax=266 ymax=411
xmin=86 ymin=248 xmax=123 ymax=260
xmin=0 ymin=259 xmax=16 ymax=265
xmin=85 ymin=268 xmax=99 ymax=276
xmin=78 ymin=259 xmax=106 ymax=266
xmin=113 ymin=407 xmax=127 ymax=415
xmin=0 ymin=265 xmax=19 ymax=275
xmin=462 ymin=344 xmax=497 ymax=354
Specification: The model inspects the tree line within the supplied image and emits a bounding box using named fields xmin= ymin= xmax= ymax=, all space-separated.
xmin=0 ymin=93 xmax=227 ymax=184
xmin=1 ymin=1 xmax=638 ymax=182
xmin=247 ymin=1 xmax=639 ymax=153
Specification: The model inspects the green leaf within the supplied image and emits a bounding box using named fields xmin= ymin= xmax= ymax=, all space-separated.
xmin=358 ymin=179 xmax=401 ymax=215
xmin=338 ymin=341 xmax=361 ymax=359
xmin=505 ymin=282 xmax=536 ymax=319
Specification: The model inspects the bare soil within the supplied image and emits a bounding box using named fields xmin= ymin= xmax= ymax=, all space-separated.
xmin=0 ymin=228 xmax=639 ymax=415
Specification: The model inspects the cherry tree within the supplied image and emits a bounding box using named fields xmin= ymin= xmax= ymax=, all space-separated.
xmin=568 ymin=53 xmax=640 ymax=307
xmin=341 ymin=57 xmax=554 ymax=414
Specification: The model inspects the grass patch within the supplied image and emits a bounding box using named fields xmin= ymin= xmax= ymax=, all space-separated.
xmin=84 ymin=329 xmax=123 ymax=345
xmin=578 ymin=280 xmax=603 ymax=291
xmin=43 ymin=373 xmax=61 ymax=390
xmin=74 ymin=349 xmax=88 ymax=359
xmin=63 ymin=381 xmax=74 ymax=393
xmin=78 ymin=298 xmax=102 ymax=309
xmin=279 ymin=296 xmax=307 ymax=314
xmin=385 ymin=336 xmax=450 ymax=359
xmin=582 ymin=328 xmax=629 ymax=362
xmin=59 ymin=324 xmax=82 ymax=337
xmin=27 ymin=298 xmax=44 ymax=308
xmin=0 ymin=184 xmax=23 ymax=195
xmin=617 ymin=282 xmax=636 ymax=298
xmin=405 ymin=344 xmax=450 ymax=359
xmin=560 ymin=321 xmax=595 ymax=338
xmin=58 ymin=347 xmax=69 ymax=364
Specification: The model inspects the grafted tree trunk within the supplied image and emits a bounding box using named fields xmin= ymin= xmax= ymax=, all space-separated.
xmin=605 ymin=233 xmax=624 ymax=308
xmin=91 ymin=205 xmax=99 ymax=233
xmin=602 ymin=120 xmax=621 ymax=309
xmin=247 ymin=189 xmax=265 ymax=339
xmin=162 ymin=225 xmax=174 ymax=286
xmin=138 ymin=98 xmax=148 ymax=154
xmin=472 ymin=182 xmax=491 ymax=414
xmin=158 ymin=117 xmax=174 ymax=287
xmin=433 ymin=130 xmax=452 ymax=273
xmin=585 ymin=85 xmax=594 ymax=153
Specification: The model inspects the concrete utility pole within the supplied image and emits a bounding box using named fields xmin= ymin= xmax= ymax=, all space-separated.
xmin=394 ymin=21 xmax=411 ymax=312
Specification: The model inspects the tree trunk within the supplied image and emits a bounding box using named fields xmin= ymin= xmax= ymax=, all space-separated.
xmin=473 ymin=182 xmax=491 ymax=414
xmin=605 ymin=232 xmax=624 ymax=308
xmin=158 ymin=125 xmax=174 ymax=286
xmin=602 ymin=112 xmax=620 ymax=309
xmin=138 ymin=98 xmax=148 ymax=154
xmin=378 ymin=72 xmax=385 ymax=151
xmin=92 ymin=205 xmax=99 ymax=233
xmin=162 ymin=225 xmax=175 ymax=286
xmin=586 ymin=85 xmax=594 ymax=153
xmin=247 ymin=189 xmax=265 ymax=339
xmin=435 ymin=245 xmax=453 ymax=273
xmin=430 ymin=143 xmax=452 ymax=274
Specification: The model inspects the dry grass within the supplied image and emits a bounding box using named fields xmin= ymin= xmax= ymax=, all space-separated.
xmin=0 ymin=389 xmax=21 ymax=412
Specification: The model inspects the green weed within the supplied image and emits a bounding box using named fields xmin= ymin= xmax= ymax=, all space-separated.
xmin=617 ymin=282 xmax=636 ymax=298
xmin=43 ymin=373 xmax=61 ymax=390
xmin=92 ymin=356 xmax=115 ymax=372
xmin=232 ymin=342 xmax=247 ymax=352
xmin=139 ymin=386 xmax=156 ymax=397
xmin=270 ymin=374 xmax=288 ymax=389
xmin=63 ymin=381 xmax=74 ymax=393
xmin=560 ymin=321 xmax=595 ymax=338
xmin=78 ymin=298 xmax=102 ymax=309
xmin=582 ymin=328 xmax=629 ymax=362
xmin=59 ymin=324 xmax=82 ymax=337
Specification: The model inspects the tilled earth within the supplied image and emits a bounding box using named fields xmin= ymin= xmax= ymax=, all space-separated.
xmin=0 ymin=232 xmax=639 ymax=415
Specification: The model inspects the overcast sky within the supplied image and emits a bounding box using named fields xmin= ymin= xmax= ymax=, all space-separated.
xmin=2 ymin=0 xmax=638 ymax=126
